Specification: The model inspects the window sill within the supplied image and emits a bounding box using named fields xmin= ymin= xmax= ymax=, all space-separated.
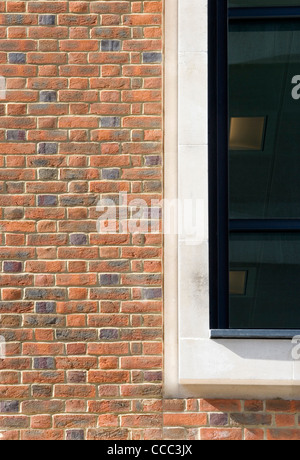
xmin=179 ymin=337 xmax=300 ymax=386
xmin=210 ymin=329 xmax=300 ymax=340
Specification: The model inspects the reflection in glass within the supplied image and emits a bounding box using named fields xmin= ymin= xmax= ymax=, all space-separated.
xmin=229 ymin=117 xmax=266 ymax=150
xmin=229 ymin=233 xmax=300 ymax=329
xmin=229 ymin=18 xmax=300 ymax=218
xmin=229 ymin=270 xmax=248 ymax=295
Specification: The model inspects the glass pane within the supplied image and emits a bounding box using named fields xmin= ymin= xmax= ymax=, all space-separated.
xmin=229 ymin=233 xmax=300 ymax=329
xmin=229 ymin=1 xmax=300 ymax=7
xmin=229 ymin=16 xmax=300 ymax=218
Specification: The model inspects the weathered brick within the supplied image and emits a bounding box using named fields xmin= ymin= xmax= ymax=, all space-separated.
xmin=38 ymin=143 xmax=58 ymax=154
xmin=38 ymin=15 xmax=56 ymax=26
xmin=35 ymin=302 xmax=56 ymax=314
xmin=6 ymin=130 xmax=26 ymax=141
xmin=101 ymin=40 xmax=121 ymax=52
xmin=0 ymin=401 xmax=19 ymax=413
xmin=8 ymin=53 xmax=26 ymax=64
xmin=100 ymin=117 xmax=121 ymax=128
xmin=70 ymin=234 xmax=87 ymax=246
xmin=38 ymin=195 xmax=58 ymax=207
xmin=102 ymin=168 xmax=120 ymax=180
xmin=39 ymin=91 xmax=57 ymax=103
xmin=143 ymin=52 xmax=162 ymax=63
xmin=3 ymin=262 xmax=22 ymax=273
xmin=66 ymin=430 xmax=85 ymax=441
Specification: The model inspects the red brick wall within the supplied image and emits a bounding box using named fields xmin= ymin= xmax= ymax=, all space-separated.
xmin=0 ymin=0 xmax=300 ymax=441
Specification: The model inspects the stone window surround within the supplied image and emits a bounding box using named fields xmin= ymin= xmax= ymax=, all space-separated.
xmin=164 ymin=0 xmax=300 ymax=400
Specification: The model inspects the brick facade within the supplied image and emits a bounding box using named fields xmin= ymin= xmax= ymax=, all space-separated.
xmin=0 ymin=0 xmax=299 ymax=441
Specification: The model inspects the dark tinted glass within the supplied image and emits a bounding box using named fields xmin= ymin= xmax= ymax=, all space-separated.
xmin=229 ymin=233 xmax=300 ymax=329
xmin=229 ymin=1 xmax=300 ymax=6
xmin=229 ymin=18 xmax=300 ymax=218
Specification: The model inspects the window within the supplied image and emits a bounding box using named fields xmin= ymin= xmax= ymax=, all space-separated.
xmin=166 ymin=0 xmax=300 ymax=391
xmin=210 ymin=0 xmax=300 ymax=337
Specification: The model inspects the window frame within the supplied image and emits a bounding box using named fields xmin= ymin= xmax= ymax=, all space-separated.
xmin=165 ymin=0 xmax=300 ymax=393
xmin=209 ymin=1 xmax=300 ymax=338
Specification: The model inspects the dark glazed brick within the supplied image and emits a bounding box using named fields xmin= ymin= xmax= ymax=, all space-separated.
xmin=210 ymin=413 xmax=229 ymax=426
xmin=100 ymin=274 xmax=119 ymax=286
xmin=142 ymin=288 xmax=162 ymax=299
xmin=38 ymin=143 xmax=58 ymax=154
xmin=3 ymin=262 xmax=22 ymax=273
xmin=102 ymin=169 xmax=120 ymax=180
xmin=39 ymin=15 xmax=56 ymax=25
xmin=35 ymin=302 xmax=56 ymax=314
xmin=38 ymin=195 xmax=58 ymax=207
xmin=34 ymin=357 xmax=55 ymax=370
xmin=145 ymin=155 xmax=162 ymax=166
xmin=38 ymin=169 xmax=58 ymax=180
xmin=100 ymin=117 xmax=121 ymax=128
xmin=66 ymin=430 xmax=85 ymax=441
xmin=143 ymin=52 xmax=162 ymax=63
xmin=6 ymin=130 xmax=26 ymax=141
xmin=39 ymin=91 xmax=57 ymax=103
xmin=70 ymin=234 xmax=88 ymax=246
xmin=144 ymin=371 xmax=163 ymax=382
xmin=100 ymin=329 xmax=119 ymax=340
xmin=8 ymin=53 xmax=26 ymax=64
xmin=101 ymin=40 xmax=121 ymax=51
xmin=0 ymin=401 xmax=19 ymax=413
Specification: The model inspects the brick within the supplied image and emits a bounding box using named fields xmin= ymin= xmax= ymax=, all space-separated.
xmin=210 ymin=414 xmax=229 ymax=427
xmin=267 ymin=429 xmax=300 ymax=441
xmin=164 ymin=414 xmax=207 ymax=427
xmin=39 ymin=15 xmax=56 ymax=26
xmin=66 ymin=430 xmax=85 ymax=441
xmin=39 ymin=91 xmax=57 ymax=102
xmin=101 ymin=40 xmax=121 ymax=51
xmin=0 ymin=0 xmax=163 ymax=441
xmin=38 ymin=195 xmax=58 ymax=207
xmin=33 ymin=358 xmax=55 ymax=370
xmin=102 ymin=169 xmax=120 ymax=180
xmin=6 ymin=130 xmax=26 ymax=141
xmin=230 ymin=413 xmax=272 ymax=426
xmin=0 ymin=416 xmax=29 ymax=429
xmin=266 ymin=400 xmax=293 ymax=412
xmin=200 ymin=428 xmax=243 ymax=441
xmin=22 ymin=400 xmax=64 ymax=415
xmin=99 ymin=329 xmax=119 ymax=340
xmin=8 ymin=53 xmax=26 ymax=64
xmin=31 ymin=415 xmax=52 ymax=430
xmin=3 ymin=262 xmax=23 ymax=273
xmin=276 ymin=414 xmax=296 ymax=427
xmin=70 ymin=234 xmax=87 ymax=246
xmin=244 ymin=429 xmax=264 ymax=441
xmin=99 ymin=274 xmax=120 ymax=286
xmin=200 ymin=399 xmax=242 ymax=413
xmin=143 ymin=52 xmax=162 ymax=63
xmin=38 ymin=143 xmax=58 ymax=154
xmin=100 ymin=116 xmax=121 ymax=128
xmin=87 ymin=428 xmax=129 ymax=441
xmin=0 ymin=401 xmax=19 ymax=413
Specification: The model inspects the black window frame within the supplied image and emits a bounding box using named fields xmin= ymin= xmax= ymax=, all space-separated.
xmin=208 ymin=1 xmax=300 ymax=339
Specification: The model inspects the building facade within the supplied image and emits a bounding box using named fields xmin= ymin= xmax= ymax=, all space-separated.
xmin=0 ymin=0 xmax=300 ymax=440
